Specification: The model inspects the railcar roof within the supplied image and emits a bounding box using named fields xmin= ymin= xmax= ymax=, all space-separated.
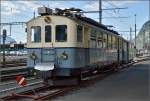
xmin=27 ymin=15 xmax=129 ymax=43
xmin=72 ymin=15 xmax=129 ymax=42
xmin=74 ymin=15 xmax=120 ymax=35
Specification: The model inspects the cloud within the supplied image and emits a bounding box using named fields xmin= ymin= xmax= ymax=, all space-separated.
xmin=1 ymin=0 xmax=42 ymax=16
xmin=17 ymin=1 xmax=42 ymax=11
xmin=1 ymin=1 xmax=20 ymax=16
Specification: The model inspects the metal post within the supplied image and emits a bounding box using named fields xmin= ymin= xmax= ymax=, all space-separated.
xmin=143 ymin=30 xmax=145 ymax=54
xmin=33 ymin=11 xmax=35 ymax=19
xmin=134 ymin=14 xmax=137 ymax=56
xmin=99 ymin=0 xmax=102 ymax=24
xmin=134 ymin=14 xmax=137 ymax=49
xmin=2 ymin=29 xmax=7 ymax=67
xmin=130 ymin=27 xmax=132 ymax=42
xmin=149 ymin=0 xmax=150 ymax=56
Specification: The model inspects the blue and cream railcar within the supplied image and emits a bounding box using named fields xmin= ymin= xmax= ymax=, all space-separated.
xmin=26 ymin=7 xmax=131 ymax=81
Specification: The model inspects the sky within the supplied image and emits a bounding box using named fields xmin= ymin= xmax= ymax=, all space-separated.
xmin=0 ymin=0 xmax=149 ymax=43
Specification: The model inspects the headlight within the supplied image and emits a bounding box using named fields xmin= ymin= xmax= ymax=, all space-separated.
xmin=60 ymin=51 xmax=68 ymax=60
xmin=30 ymin=52 xmax=38 ymax=60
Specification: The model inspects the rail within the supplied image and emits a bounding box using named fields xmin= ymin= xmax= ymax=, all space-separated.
xmin=1 ymin=56 xmax=149 ymax=100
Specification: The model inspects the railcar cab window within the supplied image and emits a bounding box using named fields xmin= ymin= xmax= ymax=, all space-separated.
xmin=77 ymin=25 xmax=83 ymax=42
xmin=31 ymin=26 xmax=41 ymax=43
xmin=56 ymin=25 xmax=67 ymax=42
xmin=45 ymin=25 xmax=51 ymax=42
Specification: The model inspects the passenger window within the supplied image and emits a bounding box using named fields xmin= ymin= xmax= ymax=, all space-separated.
xmin=97 ymin=33 xmax=103 ymax=48
xmin=56 ymin=25 xmax=67 ymax=42
xmin=103 ymin=33 xmax=107 ymax=48
xmin=77 ymin=25 xmax=83 ymax=42
xmin=31 ymin=26 xmax=41 ymax=43
xmin=91 ymin=29 xmax=96 ymax=38
xmin=45 ymin=25 xmax=51 ymax=42
xmin=119 ymin=39 xmax=122 ymax=49
xmin=108 ymin=35 xmax=112 ymax=48
xmin=112 ymin=36 xmax=116 ymax=49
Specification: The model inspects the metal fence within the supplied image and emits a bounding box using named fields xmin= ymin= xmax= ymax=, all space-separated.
xmin=0 ymin=44 xmax=27 ymax=68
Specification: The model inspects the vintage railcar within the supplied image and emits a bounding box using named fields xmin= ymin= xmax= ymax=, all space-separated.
xmin=26 ymin=7 xmax=134 ymax=85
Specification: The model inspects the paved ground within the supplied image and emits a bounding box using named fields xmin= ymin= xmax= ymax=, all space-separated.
xmin=53 ymin=60 xmax=149 ymax=101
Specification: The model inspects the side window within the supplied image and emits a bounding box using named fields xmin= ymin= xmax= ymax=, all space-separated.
xmin=112 ymin=36 xmax=116 ymax=49
xmin=108 ymin=35 xmax=112 ymax=48
xmin=90 ymin=29 xmax=96 ymax=48
xmin=97 ymin=32 xmax=103 ymax=48
xmin=31 ymin=26 xmax=41 ymax=43
xmin=119 ymin=39 xmax=122 ymax=49
xmin=91 ymin=29 xmax=96 ymax=38
xmin=56 ymin=25 xmax=67 ymax=42
xmin=103 ymin=33 xmax=107 ymax=48
xmin=45 ymin=25 xmax=51 ymax=42
xmin=77 ymin=25 xmax=83 ymax=42
xmin=116 ymin=37 xmax=119 ymax=49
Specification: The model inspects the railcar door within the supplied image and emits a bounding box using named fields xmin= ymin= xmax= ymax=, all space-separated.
xmin=89 ymin=29 xmax=97 ymax=64
xmin=41 ymin=25 xmax=56 ymax=63
xmin=84 ymin=27 xmax=90 ymax=65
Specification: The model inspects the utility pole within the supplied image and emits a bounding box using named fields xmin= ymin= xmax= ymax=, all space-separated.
xmin=130 ymin=27 xmax=132 ymax=43
xmin=33 ymin=11 xmax=35 ymax=19
xmin=2 ymin=29 xmax=7 ymax=68
xmin=143 ymin=30 xmax=145 ymax=51
xmin=149 ymin=0 xmax=150 ymax=55
xmin=134 ymin=14 xmax=137 ymax=49
xmin=0 ymin=22 xmax=26 ymax=36
xmin=99 ymin=0 xmax=102 ymax=24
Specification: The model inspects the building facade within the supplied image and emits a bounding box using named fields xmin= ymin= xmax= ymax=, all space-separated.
xmin=136 ymin=20 xmax=150 ymax=53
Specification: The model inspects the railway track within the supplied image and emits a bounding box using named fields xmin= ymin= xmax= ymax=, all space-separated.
xmin=0 ymin=66 xmax=30 ymax=81
xmin=0 ymin=68 xmax=115 ymax=101
xmin=0 ymin=65 xmax=126 ymax=101
xmin=0 ymin=57 xmax=149 ymax=101
xmin=0 ymin=78 xmax=43 ymax=99
xmin=0 ymin=71 xmax=29 ymax=81
xmin=0 ymin=59 xmax=27 ymax=68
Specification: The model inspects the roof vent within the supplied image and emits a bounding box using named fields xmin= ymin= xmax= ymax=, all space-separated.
xmin=38 ymin=7 xmax=52 ymax=16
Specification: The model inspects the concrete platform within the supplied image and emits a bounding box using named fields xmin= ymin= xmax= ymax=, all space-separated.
xmin=52 ymin=60 xmax=149 ymax=101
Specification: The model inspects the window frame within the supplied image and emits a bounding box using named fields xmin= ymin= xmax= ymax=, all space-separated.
xmin=45 ymin=25 xmax=52 ymax=43
xmin=97 ymin=32 xmax=103 ymax=48
xmin=55 ymin=25 xmax=67 ymax=42
xmin=77 ymin=25 xmax=83 ymax=42
xmin=108 ymin=34 xmax=112 ymax=49
xmin=31 ymin=26 xmax=41 ymax=43
xmin=103 ymin=33 xmax=107 ymax=48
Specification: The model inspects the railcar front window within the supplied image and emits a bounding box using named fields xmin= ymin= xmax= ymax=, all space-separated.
xmin=56 ymin=25 xmax=67 ymax=42
xmin=77 ymin=25 xmax=83 ymax=42
xmin=31 ymin=26 xmax=41 ymax=43
xmin=45 ymin=25 xmax=51 ymax=42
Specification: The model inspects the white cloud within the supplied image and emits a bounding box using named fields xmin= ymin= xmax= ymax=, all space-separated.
xmin=1 ymin=1 xmax=20 ymax=16
xmin=17 ymin=1 xmax=42 ymax=11
xmin=1 ymin=1 xmax=42 ymax=16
